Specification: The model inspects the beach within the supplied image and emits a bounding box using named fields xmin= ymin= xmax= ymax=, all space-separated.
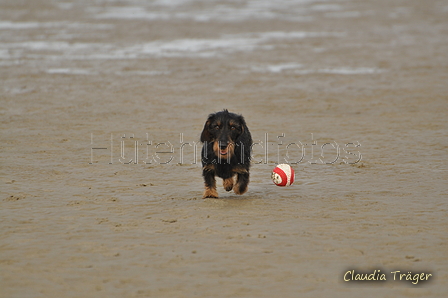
xmin=1 ymin=0 xmax=447 ymax=297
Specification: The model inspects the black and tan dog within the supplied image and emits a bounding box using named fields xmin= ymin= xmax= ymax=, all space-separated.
xmin=200 ymin=110 xmax=252 ymax=198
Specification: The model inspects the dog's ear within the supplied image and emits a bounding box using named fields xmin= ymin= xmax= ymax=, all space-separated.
xmin=234 ymin=115 xmax=252 ymax=164
xmin=200 ymin=117 xmax=213 ymax=143
xmin=236 ymin=115 xmax=251 ymax=143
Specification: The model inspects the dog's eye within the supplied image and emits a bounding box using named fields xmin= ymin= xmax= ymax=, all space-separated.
xmin=230 ymin=126 xmax=236 ymax=130
xmin=214 ymin=125 xmax=220 ymax=130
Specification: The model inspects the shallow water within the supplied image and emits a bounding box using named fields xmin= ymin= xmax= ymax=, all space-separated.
xmin=1 ymin=0 xmax=447 ymax=297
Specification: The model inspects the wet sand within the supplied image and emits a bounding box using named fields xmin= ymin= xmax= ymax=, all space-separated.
xmin=1 ymin=0 xmax=447 ymax=297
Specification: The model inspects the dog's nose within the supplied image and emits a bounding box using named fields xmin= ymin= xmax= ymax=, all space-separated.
xmin=219 ymin=142 xmax=228 ymax=149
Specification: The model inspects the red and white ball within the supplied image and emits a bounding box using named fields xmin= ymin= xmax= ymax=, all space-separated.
xmin=271 ymin=164 xmax=295 ymax=187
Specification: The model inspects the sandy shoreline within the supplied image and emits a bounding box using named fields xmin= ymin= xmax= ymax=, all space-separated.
xmin=1 ymin=0 xmax=447 ymax=297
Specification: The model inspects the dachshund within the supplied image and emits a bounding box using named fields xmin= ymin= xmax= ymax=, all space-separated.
xmin=200 ymin=110 xmax=252 ymax=198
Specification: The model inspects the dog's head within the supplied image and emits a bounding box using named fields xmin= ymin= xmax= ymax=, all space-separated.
xmin=201 ymin=109 xmax=248 ymax=159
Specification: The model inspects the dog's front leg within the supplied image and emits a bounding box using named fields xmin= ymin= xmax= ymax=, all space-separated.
xmin=234 ymin=171 xmax=249 ymax=195
xmin=203 ymin=165 xmax=218 ymax=198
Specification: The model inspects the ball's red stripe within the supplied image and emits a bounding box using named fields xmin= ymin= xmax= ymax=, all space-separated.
xmin=289 ymin=167 xmax=295 ymax=185
xmin=273 ymin=167 xmax=288 ymax=186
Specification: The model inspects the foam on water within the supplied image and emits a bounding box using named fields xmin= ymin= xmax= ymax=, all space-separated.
xmin=325 ymin=11 xmax=362 ymax=18
xmin=91 ymin=0 xmax=332 ymax=22
xmin=93 ymin=6 xmax=310 ymax=22
xmin=317 ymin=67 xmax=385 ymax=75
xmin=44 ymin=68 xmax=170 ymax=76
xmin=115 ymin=70 xmax=171 ymax=76
xmin=46 ymin=68 xmax=94 ymax=75
xmin=251 ymin=64 xmax=304 ymax=73
xmin=152 ymin=0 xmax=196 ymax=6
xmin=0 ymin=22 xmax=41 ymax=29
xmin=1 ymin=31 xmax=345 ymax=61
xmin=0 ymin=49 xmax=10 ymax=59
xmin=3 ymin=41 xmax=108 ymax=51
xmin=310 ymin=4 xmax=342 ymax=11
xmin=249 ymin=64 xmax=385 ymax=75
xmin=0 ymin=21 xmax=113 ymax=30
xmin=95 ymin=7 xmax=171 ymax=20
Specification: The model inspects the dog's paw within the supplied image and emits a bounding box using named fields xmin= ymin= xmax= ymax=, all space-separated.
xmin=203 ymin=187 xmax=219 ymax=199
xmin=233 ymin=184 xmax=248 ymax=195
xmin=223 ymin=178 xmax=234 ymax=192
